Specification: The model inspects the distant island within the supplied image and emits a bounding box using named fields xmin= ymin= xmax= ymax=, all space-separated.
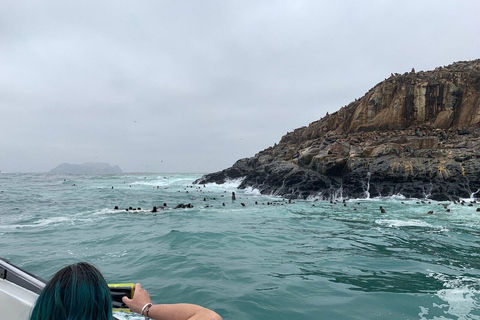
xmin=197 ymin=59 xmax=480 ymax=201
xmin=49 ymin=162 xmax=123 ymax=174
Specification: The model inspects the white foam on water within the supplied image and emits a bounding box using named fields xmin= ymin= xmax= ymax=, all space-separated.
xmin=130 ymin=180 xmax=165 ymax=187
xmin=420 ymin=273 xmax=480 ymax=319
xmin=367 ymin=194 xmax=409 ymax=201
xmin=202 ymin=177 xmax=245 ymax=192
xmin=384 ymin=194 xmax=407 ymax=201
xmin=244 ymin=186 xmax=261 ymax=196
xmin=38 ymin=216 xmax=73 ymax=225
xmin=131 ymin=178 xmax=178 ymax=187
xmin=219 ymin=177 xmax=245 ymax=189
xmin=436 ymin=287 xmax=480 ymax=319
xmin=92 ymin=208 xmax=152 ymax=215
xmin=0 ymin=211 xmax=102 ymax=230
xmin=0 ymin=216 xmax=73 ymax=230
xmin=0 ymin=225 xmax=22 ymax=230
xmin=92 ymin=208 xmax=117 ymax=215
xmin=375 ymin=219 xmax=449 ymax=231
xmin=341 ymin=194 xmax=407 ymax=202
xmin=126 ymin=174 xmax=201 ymax=189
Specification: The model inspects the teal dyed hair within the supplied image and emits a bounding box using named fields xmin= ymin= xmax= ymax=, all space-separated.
xmin=30 ymin=262 xmax=113 ymax=320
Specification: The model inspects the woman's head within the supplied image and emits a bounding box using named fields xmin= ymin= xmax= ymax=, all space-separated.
xmin=30 ymin=262 xmax=113 ymax=320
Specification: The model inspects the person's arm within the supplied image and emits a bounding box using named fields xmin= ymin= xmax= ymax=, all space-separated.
xmin=122 ymin=283 xmax=222 ymax=320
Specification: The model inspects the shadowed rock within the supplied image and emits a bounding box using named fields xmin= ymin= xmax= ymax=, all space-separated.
xmin=196 ymin=59 xmax=480 ymax=201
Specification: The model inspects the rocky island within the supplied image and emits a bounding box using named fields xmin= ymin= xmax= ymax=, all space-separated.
xmin=50 ymin=162 xmax=123 ymax=174
xmin=197 ymin=59 xmax=480 ymax=201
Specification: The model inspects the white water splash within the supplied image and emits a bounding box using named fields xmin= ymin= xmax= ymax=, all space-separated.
xmin=219 ymin=177 xmax=245 ymax=189
xmin=201 ymin=177 xmax=245 ymax=193
xmin=419 ymin=273 xmax=480 ymax=319
xmin=375 ymin=219 xmax=449 ymax=232
xmin=383 ymin=194 xmax=407 ymax=201
xmin=364 ymin=172 xmax=371 ymax=199
xmin=244 ymin=186 xmax=261 ymax=196
xmin=0 ymin=216 xmax=77 ymax=229
xmin=131 ymin=175 xmax=197 ymax=188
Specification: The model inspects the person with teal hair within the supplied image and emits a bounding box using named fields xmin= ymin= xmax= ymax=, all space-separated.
xmin=30 ymin=262 xmax=113 ymax=320
xmin=30 ymin=262 xmax=222 ymax=320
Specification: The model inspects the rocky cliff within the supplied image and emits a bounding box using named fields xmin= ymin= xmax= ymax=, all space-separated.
xmin=197 ymin=59 xmax=480 ymax=201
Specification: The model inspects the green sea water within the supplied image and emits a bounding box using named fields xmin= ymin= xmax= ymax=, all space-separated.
xmin=1 ymin=173 xmax=480 ymax=319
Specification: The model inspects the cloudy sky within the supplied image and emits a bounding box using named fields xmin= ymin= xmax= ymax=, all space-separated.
xmin=1 ymin=0 xmax=479 ymax=173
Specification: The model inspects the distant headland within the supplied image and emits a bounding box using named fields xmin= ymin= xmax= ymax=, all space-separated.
xmin=49 ymin=162 xmax=123 ymax=174
xmin=196 ymin=59 xmax=480 ymax=201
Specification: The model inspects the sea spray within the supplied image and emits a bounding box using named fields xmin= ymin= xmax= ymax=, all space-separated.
xmin=364 ymin=171 xmax=371 ymax=199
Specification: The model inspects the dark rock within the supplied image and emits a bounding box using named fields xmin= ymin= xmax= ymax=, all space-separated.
xmin=195 ymin=59 xmax=480 ymax=201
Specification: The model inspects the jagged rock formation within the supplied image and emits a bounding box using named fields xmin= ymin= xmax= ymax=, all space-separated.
xmin=50 ymin=162 xmax=123 ymax=174
xmin=197 ymin=59 xmax=480 ymax=201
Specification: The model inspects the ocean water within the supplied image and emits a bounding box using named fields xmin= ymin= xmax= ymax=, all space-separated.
xmin=1 ymin=173 xmax=480 ymax=320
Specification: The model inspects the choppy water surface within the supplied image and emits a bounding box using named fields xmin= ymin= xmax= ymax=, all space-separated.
xmin=1 ymin=173 xmax=480 ymax=319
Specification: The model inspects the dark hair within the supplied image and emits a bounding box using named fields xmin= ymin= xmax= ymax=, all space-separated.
xmin=30 ymin=262 xmax=113 ymax=320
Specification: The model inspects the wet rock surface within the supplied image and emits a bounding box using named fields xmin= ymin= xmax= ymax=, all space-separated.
xmin=197 ymin=60 xmax=480 ymax=201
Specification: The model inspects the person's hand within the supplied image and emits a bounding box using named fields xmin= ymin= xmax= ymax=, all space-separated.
xmin=122 ymin=283 xmax=153 ymax=314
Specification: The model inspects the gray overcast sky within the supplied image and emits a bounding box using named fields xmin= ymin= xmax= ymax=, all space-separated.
xmin=1 ymin=0 xmax=479 ymax=173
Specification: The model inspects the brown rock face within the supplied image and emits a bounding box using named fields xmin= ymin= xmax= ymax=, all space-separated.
xmin=197 ymin=59 xmax=480 ymax=201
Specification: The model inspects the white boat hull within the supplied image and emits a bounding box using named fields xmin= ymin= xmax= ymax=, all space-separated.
xmin=0 ymin=258 xmax=45 ymax=320
xmin=0 ymin=278 xmax=38 ymax=320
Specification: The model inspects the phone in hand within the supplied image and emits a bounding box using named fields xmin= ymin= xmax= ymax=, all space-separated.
xmin=109 ymin=283 xmax=135 ymax=311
